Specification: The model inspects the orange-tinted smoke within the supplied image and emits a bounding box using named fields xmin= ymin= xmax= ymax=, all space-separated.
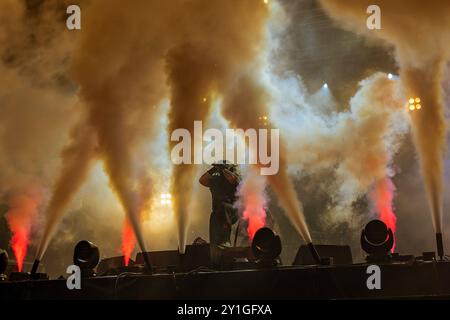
xmin=73 ymin=0 xmax=171 ymax=256
xmin=402 ymin=63 xmax=447 ymax=233
xmin=36 ymin=124 xmax=97 ymax=260
xmin=222 ymin=73 xmax=312 ymax=243
xmin=165 ymin=0 xmax=273 ymax=252
xmin=319 ymin=0 xmax=450 ymax=234
xmin=166 ymin=45 xmax=216 ymax=253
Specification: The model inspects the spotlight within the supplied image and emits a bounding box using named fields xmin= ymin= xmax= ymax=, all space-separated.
xmin=388 ymin=73 xmax=393 ymax=80
xmin=323 ymin=83 xmax=328 ymax=89
xmin=251 ymin=228 xmax=282 ymax=265
xmin=361 ymin=220 xmax=394 ymax=262
xmin=0 ymin=249 xmax=8 ymax=278
xmin=160 ymin=193 xmax=172 ymax=206
xmin=408 ymin=97 xmax=422 ymax=112
xmin=258 ymin=115 xmax=269 ymax=127
xmin=73 ymin=240 xmax=100 ymax=277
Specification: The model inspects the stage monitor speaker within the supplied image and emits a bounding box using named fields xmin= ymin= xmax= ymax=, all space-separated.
xmin=210 ymin=245 xmax=255 ymax=270
xmin=97 ymin=256 xmax=135 ymax=275
xmin=135 ymin=244 xmax=212 ymax=272
xmin=6 ymin=260 xmax=45 ymax=275
xmin=293 ymin=245 xmax=353 ymax=266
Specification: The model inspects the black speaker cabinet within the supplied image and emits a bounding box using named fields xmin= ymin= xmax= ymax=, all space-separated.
xmin=135 ymin=244 xmax=211 ymax=272
xmin=293 ymin=245 xmax=353 ymax=266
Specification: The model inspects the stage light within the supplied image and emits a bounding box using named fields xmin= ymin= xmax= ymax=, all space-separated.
xmin=0 ymin=249 xmax=8 ymax=275
xmin=73 ymin=240 xmax=100 ymax=275
xmin=360 ymin=220 xmax=394 ymax=262
xmin=251 ymin=228 xmax=282 ymax=264
xmin=388 ymin=73 xmax=393 ymax=80
xmin=323 ymin=83 xmax=328 ymax=89
xmin=408 ymin=97 xmax=422 ymax=112
xmin=258 ymin=115 xmax=269 ymax=127
xmin=160 ymin=193 xmax=172 ymax=206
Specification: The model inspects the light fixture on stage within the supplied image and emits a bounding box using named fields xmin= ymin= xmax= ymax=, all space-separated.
xmin=323 ymin=83 xmax=328 ymax=89
xmin=0 ymin=249 xmax=7 ymax=280
xmin=251 ymin=228 xmax=282 ymax=265
xmin=408 ymin=97 xmax=422 ymax=112
xmin=361 ymin=220 xmax=394 ymax=262
xmin=73 ymin=240 xmax=100 ymax=277
xmin=258 ymin=115 xmax=269 ymax=127
xmin=160 ymin=193 xmax=172 ymax=206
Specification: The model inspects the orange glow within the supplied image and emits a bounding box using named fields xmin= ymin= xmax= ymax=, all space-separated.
xmin=11 ymin=230 xmax=28 ymax=272
xmin=121 ymin=219 xmax=135 ymax=266
xmin=370 ymin=178 xmax=397 ymax=252
xmin=5 ymin=194 xmax=40 ymax=272
xmin=242 ymin=193 xmax=266 ymax=240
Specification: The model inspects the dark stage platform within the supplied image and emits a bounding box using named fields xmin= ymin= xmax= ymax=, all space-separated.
xmin=1 ymin=261 xmax=450 ymax=300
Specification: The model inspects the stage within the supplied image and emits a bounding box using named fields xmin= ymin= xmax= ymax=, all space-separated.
xmin=1 ymin=261 xmax=450 ymax=300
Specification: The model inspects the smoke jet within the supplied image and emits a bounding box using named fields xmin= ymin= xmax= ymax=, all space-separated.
xmin=34 ymin=0 xmax=168 ymax=264
xmin=166 ymin=44 xmax=216 ymax=253
xmin=319 ymin=0 xmax=450 ymax=255
xmin=162 ymin=1 xmax=301 ymax=252
xmin=270 ymin=72 xmax=407 ymax=240
xmin=35 ymin=125 xmax=97 ymax=261
xmin=222 ymin=72 xmax=312 ymax=244
xmin=0 ymin=0 xmax=80 ymax=267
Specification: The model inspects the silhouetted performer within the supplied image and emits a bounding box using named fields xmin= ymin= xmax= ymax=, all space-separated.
xmin=199 ymin=161 xmax=241 ymax=246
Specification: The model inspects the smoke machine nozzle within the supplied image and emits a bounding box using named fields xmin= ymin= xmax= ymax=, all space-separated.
xmin=436 ymin=233 xmax=444 ymax=260
xmin=307 ymin=243 xmax=322 ymax=265
xmin=30 ymin=259 xmax=40 ymax=276
xmin=142 ymin=252 xmax=153 ymax=274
